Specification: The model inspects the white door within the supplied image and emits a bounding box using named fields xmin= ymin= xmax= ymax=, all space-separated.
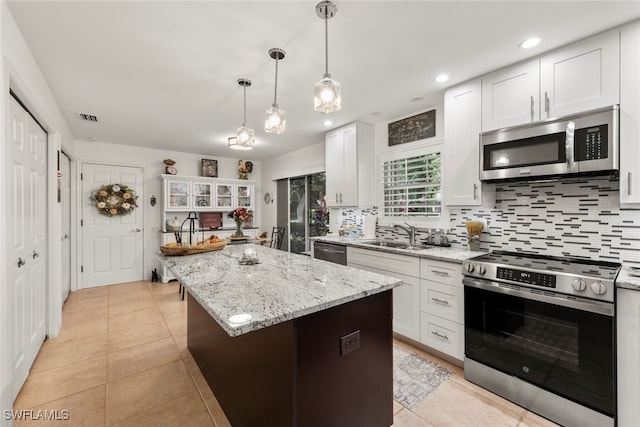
xmin=9 ymin=96 xmax=47 ymax=400
xmin=60 ymin=152 xmax=71 ymax=301
xmin=82 ymin=164 xmax=144 ymax=288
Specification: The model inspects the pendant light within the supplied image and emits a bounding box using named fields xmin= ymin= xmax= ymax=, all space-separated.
xmin=265 ymin=48 xmax=286 ymax=134
xmin=314 ymin=1 xmax=341 ymax=114
xmin=229 ymin=78 xmax=254 ymax=151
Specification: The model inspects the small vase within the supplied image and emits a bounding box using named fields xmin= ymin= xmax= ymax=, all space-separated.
xmin=468 ymin=235 xmax=481 ymax=251
xmin=235 ymin=221 xmax=244 ymax=238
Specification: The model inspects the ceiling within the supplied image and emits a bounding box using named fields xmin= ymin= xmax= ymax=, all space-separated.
xmin=7 ymin=1 xmax=640 ymax=161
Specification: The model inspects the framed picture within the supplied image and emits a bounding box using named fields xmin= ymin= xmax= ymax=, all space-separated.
xmin=388 ymin=109 xmax=436 ymax=146
xmin=201 ymin=158 xmax=218 ymax=177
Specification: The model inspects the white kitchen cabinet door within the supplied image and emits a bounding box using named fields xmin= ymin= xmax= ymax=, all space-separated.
xmin=325 ymin=122 xmax=374 ymax=208
xmin=481 ymin=59 xmax=539 ymax=131
xmin=191 ymin=181 xmax=214 ymax=211
xmin=540 ymin=28 xmax=619 ymax=120
xmin=165 ymin=179 xmax=190 ymax=211
xmin=236 ymin=184 xmax=254 ymax=210
xmin=444 ymin=79 xmax=484 ymax=206
xmin=215 ymin=183 xmax=234 ymax=209
xmin=617 ymin=288 xmax=640 ymax=427
xmin=620 ymin=21 xmax=640 ymax=205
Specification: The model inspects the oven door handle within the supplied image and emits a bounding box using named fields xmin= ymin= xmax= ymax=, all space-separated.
xmin=463 ymin=277 xmax=614 ymax=317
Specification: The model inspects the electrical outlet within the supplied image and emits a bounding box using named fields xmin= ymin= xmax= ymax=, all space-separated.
xmin=340 ymin=330 xmax=360 ymax=356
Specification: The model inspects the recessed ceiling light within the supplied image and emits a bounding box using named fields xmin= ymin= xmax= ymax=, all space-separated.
xmin=519 ymin=37 xmax=541 ymax=49
xmin=410 ymin=97 xmax=424 ymax=103
xmin=435 ymin=74 xmax=449 ymax=83
xmin=323 ymin=120 xmax=333 ymax=126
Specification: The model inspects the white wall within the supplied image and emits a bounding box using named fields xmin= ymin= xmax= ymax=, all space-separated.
xmin=259 ymin=141 xmax=325 ymax=235
xmin=1 ymin=2 xmax=76 ymax=422
xmin=74 ymin=139 xmax=261 ymax=277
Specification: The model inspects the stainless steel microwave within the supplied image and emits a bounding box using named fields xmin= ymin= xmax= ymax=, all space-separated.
xmin=480 ymin=105 xmax=619 ymax=182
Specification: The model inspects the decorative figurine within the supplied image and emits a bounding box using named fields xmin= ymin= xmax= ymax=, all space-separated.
xmin=163 ymin=158 xmax=177 ymax=175
xmin=238 ymin=160 xmax=253 ymax=180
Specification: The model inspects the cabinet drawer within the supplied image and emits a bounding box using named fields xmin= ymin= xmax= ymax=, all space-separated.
xmin=420 ymin=259 xmax=462 ymax=286
xmin=420 ymin=313 xmax=464 ymax=361
xmin=347 ymin=247 xmax=419 ymax=277
xmin=420 ymin=280 xmax=463 ymax=324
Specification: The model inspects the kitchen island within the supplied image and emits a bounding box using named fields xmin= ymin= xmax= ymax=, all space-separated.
xmin=159 ymin=244 xmax=403 ymax=427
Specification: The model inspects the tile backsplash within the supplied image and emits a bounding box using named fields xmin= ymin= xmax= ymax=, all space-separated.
xmin=449 ymin=177 xmax=640 ymax=265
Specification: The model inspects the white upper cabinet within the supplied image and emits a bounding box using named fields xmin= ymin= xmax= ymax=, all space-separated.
xmin=540 ymin=29 xmax=619 ymax=119
xmin=620 ymin=21 xmax=640 ymax=205
xmin=481 ymin=28 xmax=620 ymax=132
xmin=482 ymin=60 xmax=539 ymax=131
xmin=165 ymin=177 xmax=214 ymax=211
xmin=325 ymin=122 xmax=374 ymax=208
xmin=444 ymin=79 xmax=484 ymax=206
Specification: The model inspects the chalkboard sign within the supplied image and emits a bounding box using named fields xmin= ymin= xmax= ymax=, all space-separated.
xmin=388 ymin=109 xmax=436 ymax=146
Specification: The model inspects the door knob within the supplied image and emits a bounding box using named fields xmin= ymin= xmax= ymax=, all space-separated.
xmin=17 ymin=257 xmax=26 ymax=268
xmin=32 ymin=250 xmax=39 ymax=259
xmin=132 ymin=228 xmax=142 ymax=233
xmin=64 ymin=234 xmax=69 ymax=239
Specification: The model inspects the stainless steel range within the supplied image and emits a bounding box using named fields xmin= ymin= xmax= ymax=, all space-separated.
xmin=462 ymin=251 xmax=620 ymax=427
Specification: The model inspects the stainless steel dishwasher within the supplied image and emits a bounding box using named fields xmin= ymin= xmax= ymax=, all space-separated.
xmin=313 ymin=241 xmax=347 ymax=265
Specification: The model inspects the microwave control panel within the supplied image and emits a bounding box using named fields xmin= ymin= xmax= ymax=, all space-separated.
xmin=575 ymin=124 xmax=608 ymax=161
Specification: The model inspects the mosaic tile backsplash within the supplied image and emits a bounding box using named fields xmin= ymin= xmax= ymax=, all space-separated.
xmin=449 ymin=178 xmax=640 ymax=265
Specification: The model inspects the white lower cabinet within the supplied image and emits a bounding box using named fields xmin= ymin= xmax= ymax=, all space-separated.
xmin=419 ymin=258 xmax=464 ymax=362
xmin=347 ymin=247 xmax=421 ymax=341
xmin=617 ymin=288 xmax=640 ymax=427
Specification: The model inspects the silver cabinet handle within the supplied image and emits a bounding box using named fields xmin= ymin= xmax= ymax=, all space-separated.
xmin=473 ymin=183 xmax=478 ymax=200
xmin=431 ymin=331 xmax=449 ymax=340
xmin=32 ymin=251 xmax=39 ymax=259
xmin=629 ymin=172 xmax=632 ymax=196
xmin=565 ymin=121 xmax=576 ymax=171
xmin=530 ymin=96 xmax=534 ymax=120
xmin=17 ymin=257 xmax=26 ymax=268
xmin=335 ymin=193 xmax=339 ymax=203
xmin=339 ymin=193 xmax=343 ymax=203
xmin=432 ymin=269 xmax=450 ymax=277
xmin=544 ymin=91 xmax=550 ymax=116
xmin=431 ymin=297 xmax=450 ymax=305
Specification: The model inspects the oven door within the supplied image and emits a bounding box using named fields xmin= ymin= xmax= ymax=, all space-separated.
xmin=464 ymin=278 xmax=615 ymax=418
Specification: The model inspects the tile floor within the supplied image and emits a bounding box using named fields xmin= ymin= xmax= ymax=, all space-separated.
xmin=13 ymin=280 xmax=559 ymax=427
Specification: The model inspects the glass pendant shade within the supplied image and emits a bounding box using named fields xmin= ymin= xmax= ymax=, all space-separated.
xmin=314 ymin=76 xmax=341 ymax=114
xmin=228 ymin=136 xmax=251 ymax=151
xmin=230 ymin=78 xmax=254 ymax=150
xmin=265 ymin=105 xmax=286 ymax=134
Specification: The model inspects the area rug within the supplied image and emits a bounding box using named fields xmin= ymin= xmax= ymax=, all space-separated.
xmin=393 ymin=344 xmax=453 ymax=409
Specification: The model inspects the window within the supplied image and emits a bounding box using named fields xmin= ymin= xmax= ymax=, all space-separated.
xmin=382 ymin=152 xmax=441 ymax=217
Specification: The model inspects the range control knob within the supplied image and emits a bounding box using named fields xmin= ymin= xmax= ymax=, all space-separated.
xmin=477 ymin=265 xmax=486 ymax=275
xmin=464 ymin=263 xmax=474 ymax=273
xmin=571 ymin=279 xmax=587 ymax=292
xmin=590 ymin=281 xmax=607 ymax=295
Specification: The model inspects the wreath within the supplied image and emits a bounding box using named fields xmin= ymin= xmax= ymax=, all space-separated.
xmin=92 ymin=183 xmax=139 ymax=216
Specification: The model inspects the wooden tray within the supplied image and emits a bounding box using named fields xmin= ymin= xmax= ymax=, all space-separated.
xmin=161 ymin=241 xmax=227 ymax=256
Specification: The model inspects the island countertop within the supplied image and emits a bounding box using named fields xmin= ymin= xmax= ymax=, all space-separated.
xmin=158 ymin=244 xmax=403 ymax=337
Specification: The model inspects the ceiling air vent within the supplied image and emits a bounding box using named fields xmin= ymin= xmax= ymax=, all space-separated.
xmin=76 ymin=112 xmax=98 ymax=122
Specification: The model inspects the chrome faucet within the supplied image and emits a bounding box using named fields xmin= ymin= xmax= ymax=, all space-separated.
xmin=393 ymin=223 xmax=416 ymax=245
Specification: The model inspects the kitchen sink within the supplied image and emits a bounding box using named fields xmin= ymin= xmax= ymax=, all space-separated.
xmin=365 ymin=240 xmax=432 ymax=250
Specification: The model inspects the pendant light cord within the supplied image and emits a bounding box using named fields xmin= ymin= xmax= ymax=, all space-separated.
xmin=243 ymin=86 xmax=247 ymax=126
xmin=273 ymin=57 xmax=279 ymax=107
xmin=324 ymin=15 xmax=329 ymax=77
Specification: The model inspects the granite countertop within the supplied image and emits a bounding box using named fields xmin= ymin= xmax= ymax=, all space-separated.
xmin=616 ymin=266 xmax=640 ymax=291
xmin=158 ymin=244 xmax=402 ymax=337
xmin=310 ymin=236 xmax=487 ymax=264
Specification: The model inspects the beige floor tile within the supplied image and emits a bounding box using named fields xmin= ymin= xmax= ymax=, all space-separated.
xmin=109 ymin=389 xmax=213 ymax=427
xmin=62 ymin=296 xmax=108 ymax=315
xmin=107 ymin=320 xmax=171 ymax=353
xmin=157 ymin=300 xmax=186 ymax=319
xmin=14 ymin=356 xmax=107 ymax=409
xmin=30 ymin=334 xmax=108 ymax=373
xmin=66 ymin=286 xmax=108 ymax=301
xmin=393 ymin=408 xmax=435 ymax=427
xmin=517 ymin=411 xmax=561 ymax=427
xmin=146 ymin=281 xmax=180 ymax=296
xmin=164 ymin=315 xmax=186 ymax=338
xmin=62 ymin=304 xmax=108 ymax=327
xmin=108 ymin=289 xmax=154 ymax=307
xmin=55 ymin=318 xmax=108 ymax=343
xmin=393 ymin=400 xmax=404 ymax=414
xmin=108 ymin=281 xmax=149 ymax=295
xmin=107 ymin=295 xmax=156 ymax=317
xmin=107 ymin=306 xmax=164 ymax=332
xmin=14 ymin=385 xmax=105 ymax=427
xmin=412 ymin=380 xmax=522 ymax=427
xmin=107 ymin=337 xmax=181 ymax=382
xmin=172 ymin=333 xmax=187 ymax=352
xmin=182 ymin=355 xmax=232 ymax=427
xmin=106 ymin=359 xmax=197 ymax=425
